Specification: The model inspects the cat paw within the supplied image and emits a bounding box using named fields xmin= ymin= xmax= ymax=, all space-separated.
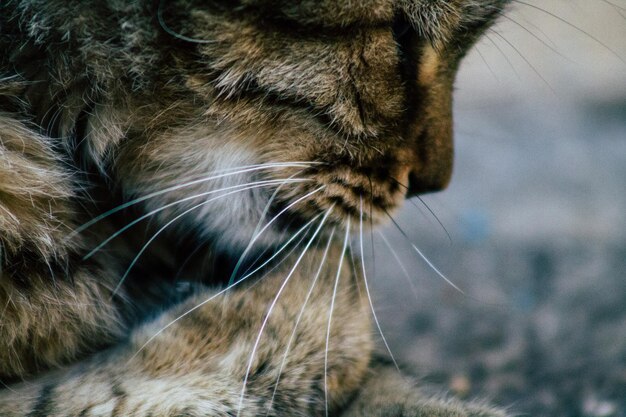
xmin=378 ymin=400 xmax=508 ymax=417
xmin=340 ymin=365 xmax=509 ymax=417
xmin=346 ymin=397 xmax=508 ymax=417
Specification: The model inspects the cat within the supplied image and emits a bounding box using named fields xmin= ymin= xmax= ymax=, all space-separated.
xmin=0 ymin=0 xmax=511 ymax=415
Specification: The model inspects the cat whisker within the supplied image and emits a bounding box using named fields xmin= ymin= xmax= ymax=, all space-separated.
xmin=84 ymin=178 xmax=308 ymax=260
xmin=236 ymin=206 xmax=333 ymax=417
xmin=483 ymin=32 xmax=522 ymax=80
xmin=377 ymin=230 xmax=420 ymax=301
xmin=156 ymin=0 xmax=214 ymax=44
xmin=500 ymin=14 xmax=574 ymax=63
xmin=385 ymin=210 xmax=465 ymax=295
xmin=230 ymin=224 xmax=312 ymax=299
xmin=227 ymin=185 xmax=327 ymax=285
xmin=347 ymin=240 xmax=363 ymax=296
xmin=173 ymin=239 xmax=207 ymax=282
xmin=228 ymin=171 xmax=307 ymax=285
xmin=510 ymin=11 xmax=560 ymax=48
xmin=359 ymin=198 xmax=400 ymax=373
xmin=389 ymin=177 xmax=452 ymax=243
xmin=237 ymin=227 xmax=291 ymax=283
xmin=69 ymin=162 xmax=316 ymax=238
xmin=0 ymin=378 xmax=16 ymax=394
xmin=475 ymin=43 xmax=501 ymax=82
xmin=112 ymin=179 xmax=310 ymax=296
xmin=512 ymin=0 xmax=625 ymax=63
xmin=129 ymin=212 xmax=322 ymax=361
xmin=488 ymin=29 xmax=556 ymax=93
xmin=368 ymin=178 xmax=376 ymax=281
xmin=325 ymin=218 xmax=350 ymax=417
xmin=598 ymin=0 xmax=626 ymax=18
xmin=155 ymin=161 xmax=322 ymax=188
xmin=600 ymin=0 xmax=626 ymax=12
xmin=384 ymin=213 xmax=506 ymax=308
xmin=266 ymin=225 xmax=337 ymax=416
xmin=414 ymin=196 xmax=452 ymax=243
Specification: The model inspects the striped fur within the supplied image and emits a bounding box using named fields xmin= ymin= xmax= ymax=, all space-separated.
xmin=1 ymin=1 xmax=509 ymax=415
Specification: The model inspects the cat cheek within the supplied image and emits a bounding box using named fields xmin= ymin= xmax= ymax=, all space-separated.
xmin=116 ymin=126 xmax=285 ymax=248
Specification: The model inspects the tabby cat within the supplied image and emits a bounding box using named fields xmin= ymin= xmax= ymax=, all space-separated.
xmin=0 ymin=0 xmax=511 ymax=415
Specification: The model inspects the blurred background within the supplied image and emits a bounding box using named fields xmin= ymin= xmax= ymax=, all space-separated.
xmin=369 ymin=1 xmax=626 ymax=416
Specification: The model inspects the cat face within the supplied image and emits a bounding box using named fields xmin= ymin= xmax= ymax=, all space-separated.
xmin=129 ymin=0 xmax=509 ymax=247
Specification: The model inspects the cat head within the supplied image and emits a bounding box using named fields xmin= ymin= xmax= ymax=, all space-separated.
xmin=120 ymin=0 xmax=509 ymax=247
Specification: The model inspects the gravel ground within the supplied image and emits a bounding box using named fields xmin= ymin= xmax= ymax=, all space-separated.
xmin=372 ymin=2 xmax=626 ymax=416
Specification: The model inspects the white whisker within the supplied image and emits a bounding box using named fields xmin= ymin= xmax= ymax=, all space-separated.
xmin=500 ymin=13 xmax=571 ymax=62
xmin=489 ymin=28 xmax=556 ymax=93
xmin=360 ymin=199 xmax=399 ymax=372
xmin=512 ymin=0 xmax=625 ymax=64
xmin=377 ymin=230 xmax=420 ymax=300
xmin=227 ymin=185 xmax=326 ymax=285
xmin=236 ymin=206 xmax=334 ymax=416
xmin=233 ymin=226 xmax=312 ymax=298
xmin=228 ymin=171 xmax=305 ymax=285
xmin=325 ymin=219 xmax=350 ymax=417
xmin=112 ymin=180 xmax=306 ymax=296
xmin=129 ymin=213 xmax=322 ymax=361
xmin=386 ymin=213 xmax=464 ymax=295
xmin=83 ymin=178 xmax=308 ymax=260
xmin=69 ymin=162 xmax=316 ymax=238
xmin=483 ymin=32 xmax=521 ymax=80
xmin=266 ymin=225 xmax=337 ymax=415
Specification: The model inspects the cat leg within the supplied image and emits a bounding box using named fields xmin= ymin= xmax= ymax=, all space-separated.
xmin=341 ymin=360 xmax=509 ymax=417
xmin=0 ymin=247 xmax=373 ymax=416
xmin=0 ymin=114 xmax=125 ymax=379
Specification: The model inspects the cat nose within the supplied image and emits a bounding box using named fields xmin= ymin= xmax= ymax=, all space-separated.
xmin=392 ymin=12 xmax=455 ymax=199
xmin=406 ymin=168 xmax=450 ymax=197
xmin=405 ymin=123 xmax=454 ymax=198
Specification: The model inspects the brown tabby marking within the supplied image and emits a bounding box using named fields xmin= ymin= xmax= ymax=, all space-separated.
xmin=0 ymin=0 xmax=510 ymax=415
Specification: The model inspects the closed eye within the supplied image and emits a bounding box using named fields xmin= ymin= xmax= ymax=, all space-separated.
xmin=392 ymin=14 xmax=413 ymax=44
xmin=392 ymin=14 xmax=418 ymax=73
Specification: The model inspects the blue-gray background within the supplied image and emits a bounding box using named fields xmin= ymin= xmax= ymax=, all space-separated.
xmin=370 ymin=2 xmax=626 ymax=416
